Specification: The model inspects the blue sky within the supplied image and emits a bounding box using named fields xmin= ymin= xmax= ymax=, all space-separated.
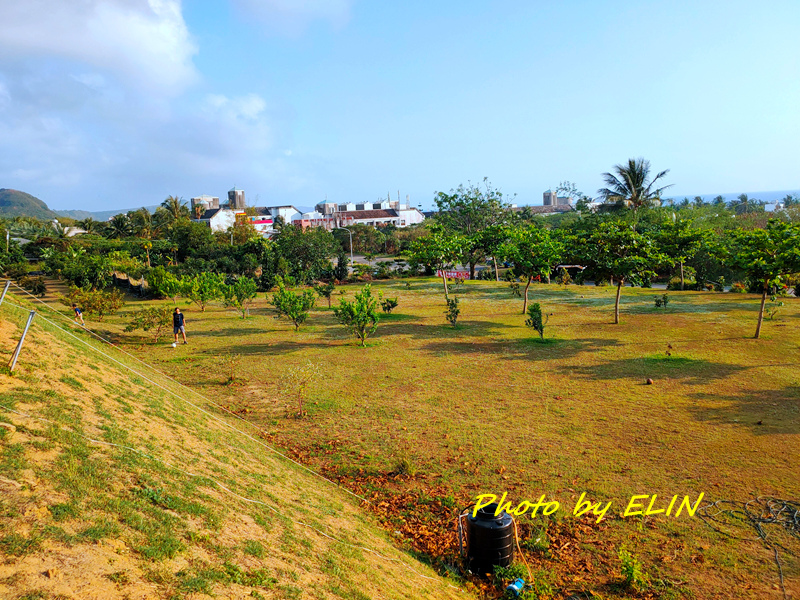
xmin=0 ymin=0 xmax=798 ymax=212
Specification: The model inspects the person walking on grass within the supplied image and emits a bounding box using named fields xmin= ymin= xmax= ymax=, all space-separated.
xmin=72 ymin=303 xmax=85 ymax=326
xmin=173 ymin=307 xmax=187 ymax=346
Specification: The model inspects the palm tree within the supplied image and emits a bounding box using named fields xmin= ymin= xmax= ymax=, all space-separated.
xmin=77 ymin=217 xmax=104 ymax=235
xmin=129 ymin=208 xmax=155 ymax=239
xmin=161 ymin=195 xmax=190 ymax=222
xmin=106 ymin=213 xmax=133 ymax=239
xmin=598 ymin=158 xmax=672 ymax=222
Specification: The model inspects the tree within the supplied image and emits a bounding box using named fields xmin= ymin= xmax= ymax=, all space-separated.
xmin=657 ymin=219 xmax=707 ymax=290
xmin=478 ymin=224 xmax=511 ymax=282
xmin=313 ymin=281 xmax=335 ymax=308
xmin=183 ymin=272 xmax=224 ymax=312
xmin=222 ymin=276 xmax=258 ymax=318
xmin=725 ymin=220 xmax=800 ymax=338
xmin=433 ymin=178 xmax=511 ymax=279
xmin=408 ymin=231 xmax=465 ymax=299
xmin=334 ymin=249 xmax=349 ymax=281
xmin=273 ymin=225 xmax=338 ymax=283
xmin=124 ymin=306 xmax=173 ymax=342
xmin=271 ymin=278 xmax=316 ymax=330
xmin=598 ymin=158 xmax=672 ymax=224
xmin=333 ymin=284 xmax=381 ymax=346
xmin=161 ymin=195 xmax=190 ymax=222
xmin=60 ymin=287 xmax=125 ymax=321
xmin=76 ymin=217 xmax=104 ymax=235
xmin=500 ymin=225 xmax=564 ymax=314
xmin=577 ymin=221 xmax=667 ymax=324
xmin=106 ymin=213 xmax=133 ymax=239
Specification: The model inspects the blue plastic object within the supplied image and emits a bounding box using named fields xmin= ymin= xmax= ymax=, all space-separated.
xmin=506 ymin=578 xmax=525 ymax=596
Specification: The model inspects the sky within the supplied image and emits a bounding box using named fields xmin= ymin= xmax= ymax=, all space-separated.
xmin=0 ymin=0 xmax=798 ymax=213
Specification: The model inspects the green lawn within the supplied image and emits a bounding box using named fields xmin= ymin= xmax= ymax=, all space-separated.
xmin=33 ymin=279 xmax=800 ymax=597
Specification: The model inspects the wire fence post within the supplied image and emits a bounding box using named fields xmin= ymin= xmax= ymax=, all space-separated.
xmin=0 ymin=280 xmax=11 ymax=306
xmin=8 ymin=311 xmax=36 ymax=373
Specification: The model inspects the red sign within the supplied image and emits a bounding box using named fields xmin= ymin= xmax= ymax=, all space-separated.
xmin=436 ymin=270 xmax=470 ymax=280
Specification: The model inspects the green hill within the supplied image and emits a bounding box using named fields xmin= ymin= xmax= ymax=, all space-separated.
xmin=0 ymin=188 xmax=60 ymax=220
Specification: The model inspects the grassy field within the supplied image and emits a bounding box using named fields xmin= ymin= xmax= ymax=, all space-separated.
xmin=5 ymin=277 xmax=800 ymax=599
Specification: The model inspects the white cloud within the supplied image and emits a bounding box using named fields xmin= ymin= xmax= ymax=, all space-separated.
xmin=0 ymin=0 xmax=198 ymax=96
xmin=231 ymin=0 xmax=354 ymax=32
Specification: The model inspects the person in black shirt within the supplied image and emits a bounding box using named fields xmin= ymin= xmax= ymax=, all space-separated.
xmin=173 ymin=308 xmax=187 ymax=345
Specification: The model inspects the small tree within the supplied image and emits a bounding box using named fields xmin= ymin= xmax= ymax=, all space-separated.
xmin=408 ymin=231 xmax=465 ymax=299
xmin=333 ymin=284 xmax=380 ymax=346
xmin=657 ymin=219 xmax=707 ymax=290
xmin=313 ymin=281 xmax=336 ymax=308
xmin=525 ymin=302 xmax=548 ymax=339
xmin=334 ymin=249 xmax=349 ymax=281
xmin=445 ymin=297 xmax=460 ymax=327
xmin=60 ymin=287 xmax=125 ymax=321
xmin=577 ymin=222 xmax=667 ymax=324
xmin=725 ymin=220 xmax=800 ymax=338
xmin=500 ymin=225 xmax=564 ymax=314
xmin=271 ymin=278 xmax=316 ymax=330
xmin=279 ymin=361 xmax=321 ymax=417
xmin=222 ymin=276 xmax=258 ymax=318
xmin=381 ymin=297 xmax=399 ymax=313
xmin=124 ymin=306 xmax=173 ymax=342
xmin=183 ymin=272 xmax=224 ymax=312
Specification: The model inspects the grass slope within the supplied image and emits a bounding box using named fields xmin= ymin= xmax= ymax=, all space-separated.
xmin=0 ymin=295 xmax=468 ymax=600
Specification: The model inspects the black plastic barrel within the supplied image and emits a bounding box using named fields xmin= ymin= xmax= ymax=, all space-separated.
xmin=465 ymin=502 xmax=514 ymax=576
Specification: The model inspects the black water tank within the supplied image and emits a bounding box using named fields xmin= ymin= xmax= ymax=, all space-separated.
xmin=465 ymin=503 xmax=514 ymax=576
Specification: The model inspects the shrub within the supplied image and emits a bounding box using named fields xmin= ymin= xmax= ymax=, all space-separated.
xmin=17 ymin=275 xmax=46 ymax=297
xmin=557 ymin=267 xmax=572 ymax=286
xmin=445 ymin=297 xmax=460 ymax=327
xmin=766 ymin=295 xmax=784 ymax=320
xmin=333 ymin=284 xmax=380 ymax=346
xmin=654 ymin=293 xmax=669 ymax=309
xmin=525 ymin=302 xmax=548 ymax=339
xmin=124 ymin=306 xmax=173 ymax=342
xmin=146 ymin=266 xmax=182 ymax=301
xmin=5 ymin=261 xmax=30 ymax=280
xmin=313 ymin=281 xmax=335 ymax=308
xmin=731 ymin=281 xmax=747 ymax=293
xmin=374 ymin=261 xmax=393 ymax=279
xmin=222 ymin=276 xmax=258 ymax=318
xmin=271 ymin=278 xmax=316 ymax=330
xmin=619 ymin=548 xmax=648 ymax=590
xmin=182 ymin=272 xmax=224 ymax=312
xmin=381 ymin=297 xmax=398 ymax=314
xmin=666 ymin=276 xmax=697 ymax=291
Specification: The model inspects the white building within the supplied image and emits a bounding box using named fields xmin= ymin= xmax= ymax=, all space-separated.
xmin=193 ymin=207 xmax=238 ymax=232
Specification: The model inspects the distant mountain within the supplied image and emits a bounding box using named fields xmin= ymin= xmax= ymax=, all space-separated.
xmin=0 ymin=188 xmax=60 ymax=220
xmin=56 ymin=205 xmax=161 ymax=222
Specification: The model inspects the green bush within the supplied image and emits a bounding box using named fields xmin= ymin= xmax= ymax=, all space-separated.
xmin=333 ymin=284 xmax=380 ymax=346
xmin=271 ymin=278 xmax=316 ymax=330
xmin=381 ymin=297 xmax=398 ymax=313
xmin=17 ymin=275 xmax=46 ymax=297
xmin=525 ymin=303 xmax=548 ymax=339
xmin=445 ymin=297 xmax=460 ymax=326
